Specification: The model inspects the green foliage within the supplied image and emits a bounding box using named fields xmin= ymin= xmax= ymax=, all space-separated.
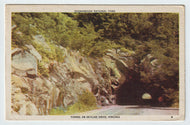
xmin=163 ymin=88 xmax=179 ymax=107
xmin=32 ymin=41 xmax=54 ymax=61
xmin=12 ymin=12 xmax=100 ymax=56
xmin=12 ymin=13 xmax=38 ymax=49
xmin=37 ymin=61 xmax=49 ymax=77
xmin=86 ymin=40 xmax=112 ymax=57
xmin=78 ymin=90 xmax=97 ymax=107
xmin=49 ymin=90 xmax=97 ymax=115
xmin=12 ymin=12 xmax=179 ymax=107
xmin=171 ymin=91 xmax=179 ymax=108
xmin=49 ymin=107 xmax=66 ymax=115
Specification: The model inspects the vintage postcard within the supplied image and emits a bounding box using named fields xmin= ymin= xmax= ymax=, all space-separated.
xmin=5 ymin=5 xmax=185 ymax=121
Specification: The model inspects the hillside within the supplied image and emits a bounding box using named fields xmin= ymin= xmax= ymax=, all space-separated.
xmin=11 ymin=13 xmax=179 ymax=115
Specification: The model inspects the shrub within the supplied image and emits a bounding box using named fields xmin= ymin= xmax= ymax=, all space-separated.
xmin=78 ymin=90 xmax=97 ymax=107
xmin=37 ymin=61 xmax=49 ymax=77
xmin=49 ymin=90 xmax=97 ymax=115
xmin=49 ymin=107 xmax=66 ymax=115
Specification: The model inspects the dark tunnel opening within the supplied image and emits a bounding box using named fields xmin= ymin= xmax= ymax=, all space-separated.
xmin=115 ymin=78 xmax=168 ymax=106
xmin=113 ymin=64 xmax=171 ymax=106
xmin=116 ymin=79 xmax=145 ymax=105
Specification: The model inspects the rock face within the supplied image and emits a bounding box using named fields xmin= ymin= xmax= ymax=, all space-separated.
xmin=11 ymin=45 xmax=135 ymax=115
xmin=140 ymin=54 xmax=160 ymax=84
xmin=12 ymin=45 xmax=42 ymax=76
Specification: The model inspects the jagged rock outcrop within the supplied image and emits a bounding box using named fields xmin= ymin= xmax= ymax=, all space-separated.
xmin=11 ymin=45 xmax=135 ymax=115
xmin=12 ymin=45 xmax=42 ymax=77
xmin=140 ymin=54 xmax=160 ymax=83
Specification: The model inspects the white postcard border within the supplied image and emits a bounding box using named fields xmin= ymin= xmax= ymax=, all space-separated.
xmin=1 ymin=0 xmax=190 ymax=125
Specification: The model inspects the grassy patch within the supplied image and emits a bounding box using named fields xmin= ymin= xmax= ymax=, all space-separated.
xmin=49 ymin=90 xmax=98 ymax=115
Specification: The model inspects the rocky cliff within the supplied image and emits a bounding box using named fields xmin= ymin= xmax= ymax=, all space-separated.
xmin=11 ymin=45 xmax=136 ymax=115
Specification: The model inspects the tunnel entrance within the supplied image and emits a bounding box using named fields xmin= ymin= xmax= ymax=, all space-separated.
xmin=115 ymin=79 xmax=166 ymax=106
xmin=116 ymin=79 xmax=145 ymax=105
xmin=113 ymin=67 xmax=167 ymax=106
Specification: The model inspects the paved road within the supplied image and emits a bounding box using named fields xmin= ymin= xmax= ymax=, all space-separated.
xmin=78 ymin=105 xmax=179 ymax=115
